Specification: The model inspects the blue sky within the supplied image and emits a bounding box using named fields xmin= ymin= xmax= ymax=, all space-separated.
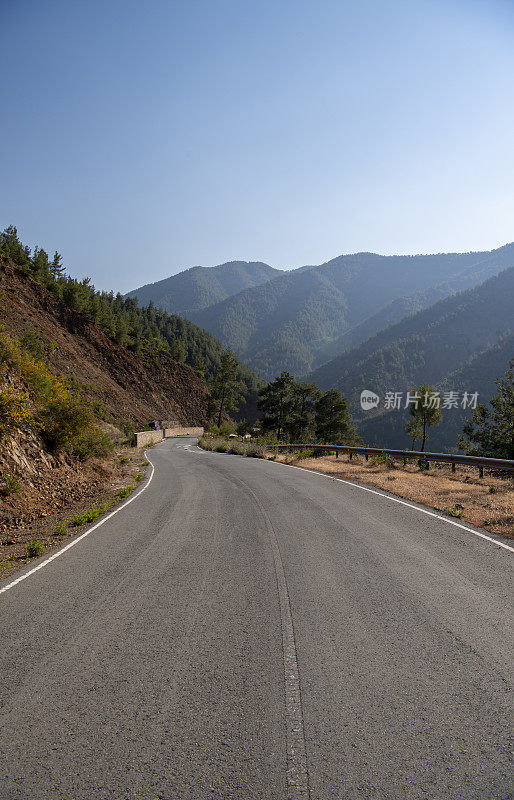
xmin=1 ymin=0 xmax=513 ymax=291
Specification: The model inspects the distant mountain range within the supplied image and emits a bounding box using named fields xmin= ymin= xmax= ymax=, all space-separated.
xmin=307 ymin=268 xmax=514 ymax=450
xmin=125 ymin=261 xmax=281 ymax=317
xmin=127 ymin=243 xmax=514 ymax=449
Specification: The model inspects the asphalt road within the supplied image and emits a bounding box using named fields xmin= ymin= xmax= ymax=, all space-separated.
xmin=0 ymin=436 xmax=512 ymax=800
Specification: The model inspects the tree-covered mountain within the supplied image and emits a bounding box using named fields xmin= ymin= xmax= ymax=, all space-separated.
xmin=126 ymin=261 xmax=281 ymax=317
xmin=0 ymin=227 xmax=263 ymax=420
xmin=306 ymin=268 xmax=514 ymax=450
xmin=316 ymin=250 xmax=513 ymax=362
xmin=356 ymin=333 xmax=514 ymax=452
xmin=187 ymin=244 xmax=514 ymax=378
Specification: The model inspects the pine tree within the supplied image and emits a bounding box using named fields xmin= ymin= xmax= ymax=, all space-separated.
xmin=315 ymin=388 xmax=360 ymax=445
xmin=50 ymin=251 xmax=66 ymax=280
xmin=257 ymin=371 xmax=296 ymax=440
xmin=406 ymin=383 xmax=442 ymax=452
xmin=209 ymin=350 xmax=246 ymax=427
xmin=460 ymin=359 xmax=514 ymax=458
xmin=287 ymin=381 xmax=319 ymax=441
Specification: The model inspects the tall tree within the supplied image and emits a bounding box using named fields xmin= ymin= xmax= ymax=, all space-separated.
xmin=315 ymin=388 xmax=360 ymax=445
xmin=208 ymin=350 xmax=246 ymax=427
xmin=50 ymin=251 xmax=66 ymax=280
xmin=459 ymin=359 xmax=514 ymax=459
xmin=405 ymin=418 xmax=423 ymax=450
xmin=406 ymin=383 xmax=442 ymax=452
xmin=287 ymin=381 xmax=319 ymax=441
xmin=257 ymin=371 xmax=295 ymax=440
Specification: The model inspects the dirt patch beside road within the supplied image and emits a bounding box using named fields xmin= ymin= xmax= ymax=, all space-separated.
xmin=276 ymin=453 xmax=514 ymax=539
xmin=0 ymin=447 xmax=148 ymax=580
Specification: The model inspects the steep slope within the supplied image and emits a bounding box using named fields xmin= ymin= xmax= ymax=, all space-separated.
xmin=126 ymin=261 xmax=281 ymax=316
xmin=1 ymin=258 xmax=210 ymax=427
xmin=357 ymin=333 xmax=514 ymax=451
xmin=316 ymin=250 xmax=512 ymax=362
xmin=308 ymin=267 xmax=514 ymax=393
xmin=307 ymin=268 xmax=514 ymax=449
xmin=188 ymin=244 xmax=514 ymax=378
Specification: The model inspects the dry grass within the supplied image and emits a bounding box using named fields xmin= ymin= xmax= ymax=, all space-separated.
xmin=275 ymin=453 xmax=514 ymax=539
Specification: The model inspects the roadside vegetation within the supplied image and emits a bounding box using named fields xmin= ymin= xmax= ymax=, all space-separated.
xmin=0 ymin=326 xmax=113 ymax=459
xmin=276 ymin=449 xmax=514 ymax=539
xmin=0 ymin=225 xmax=259 ymax=404
xmin=460 ymin=359 xmax=514 ymax=459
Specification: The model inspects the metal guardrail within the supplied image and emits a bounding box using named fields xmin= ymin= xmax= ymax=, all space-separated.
xmin=273 ymin=444 xmax=514 ymax=477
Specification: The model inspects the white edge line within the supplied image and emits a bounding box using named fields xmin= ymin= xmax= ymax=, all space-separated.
xmin=0 ymin=450 xmax=156 ymax=596
xmin=272 ymin=460 xmax=514 ymax=553
xmin=195 ymin=445 xmax=514 ymax=552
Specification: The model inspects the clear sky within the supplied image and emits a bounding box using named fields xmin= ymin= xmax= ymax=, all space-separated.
xmin=1 ymin=0 xmax=513 ymax=292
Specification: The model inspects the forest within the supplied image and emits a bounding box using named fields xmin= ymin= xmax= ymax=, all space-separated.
xmin=0 ymin=226 xmax=261 ymax=404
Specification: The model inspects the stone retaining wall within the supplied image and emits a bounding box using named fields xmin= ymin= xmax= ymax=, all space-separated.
xmin=164 ymin=427 xmax=204 ymax=438
xmin=135 ymin=430 xmax=164 ymax=448
xmin=135 ymin=427 xmax=204 ymax=448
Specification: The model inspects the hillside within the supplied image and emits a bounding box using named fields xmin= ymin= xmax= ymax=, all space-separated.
xmin=1 ymin=258 xmax=210 ymax=427
xmin=187 ymin=244 xmax=514 ymax=378
xmin=307 ymin=269 xmax=514 ymax=449
xmin=356 ymin=333 xmax=514 ymax=451
xmin=126 ymin=261 xmax=281 ymax=316
xmin=315 ymin=250 xmax=512 ymax=362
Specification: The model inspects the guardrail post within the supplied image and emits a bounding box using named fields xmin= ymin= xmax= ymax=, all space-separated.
xmin=365 ymin=454 xmax=368 ymax=461
xmin=479 ymin=466 xmax=484 ymax=478
xmin=335 ymin=449 xmax=338 ymax=458
xmin=452 ymin=460 xmax=456 ymax=473
xmin=349 ymin=451 xmax=352 ymax=461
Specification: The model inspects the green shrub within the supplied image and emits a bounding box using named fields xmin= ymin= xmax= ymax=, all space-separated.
xmin=214 ymin=441 xmax=229 ymax=453
xmin=69 ymin=426 xmax=114 ymax=460
xmin=370 ymin=452 xmax=395 ymax=467
xmin=488 ymin=485 xmax=497 ymax=494
xmin=0 ymin=474 xmax=21 ymax=496
xmin=53 ymin=523 xmax=69 ymax=537
xmin=116 ymin=486 xmax=133 ymax=499
xmin=72 ymin=501 xmax=111 ymax=527
xmin=295 ymin=448 xmax=314 ymax=460
xmin=121 ymin=419 xmax=135 ymax=445
xmin=20 ymin=328 xmax=45 ymax=359
xmin=119 ymin=456 xmax=129 ymax=464
xmin=26 ymin=539 xmax=43 ymax=557
xmin=0 ymin=389 xmax=33 ymax=439
xmin=219 ymin=420 xmax=236 ymax=438
xmin=198 ymin=436 xmax=214 ymax=451
xmin=228 ymin=441 xmax=245 ymax=455
xmin=38 ymin=393 xmax=113 ymax=460
xmin=434 ymin=505 xmax=463 ymax=518
xmin=246 ymin=444 xmax=265 ymax=458
xmin=141 ymin=459 xmax=149 ymax=466
xmin=133 ymin=471 xmax=143 ymax=482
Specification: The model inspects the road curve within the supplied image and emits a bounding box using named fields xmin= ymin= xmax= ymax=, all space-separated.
xmin=0 ymin=436 xmax=512 ymax=799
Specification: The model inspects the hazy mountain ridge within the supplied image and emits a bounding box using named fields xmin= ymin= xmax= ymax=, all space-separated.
xmin=316 ymin=246 xmax=514 ymax=361
xmin=357 ymin=332 xmax=514 ymax=451
xmin=188 ymin=243 xmax=514 ymax=378
xmin=307 ymin=268 xmax=514 ymax=448
xmin=126 ymin=261 xmax=281 ymax=317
